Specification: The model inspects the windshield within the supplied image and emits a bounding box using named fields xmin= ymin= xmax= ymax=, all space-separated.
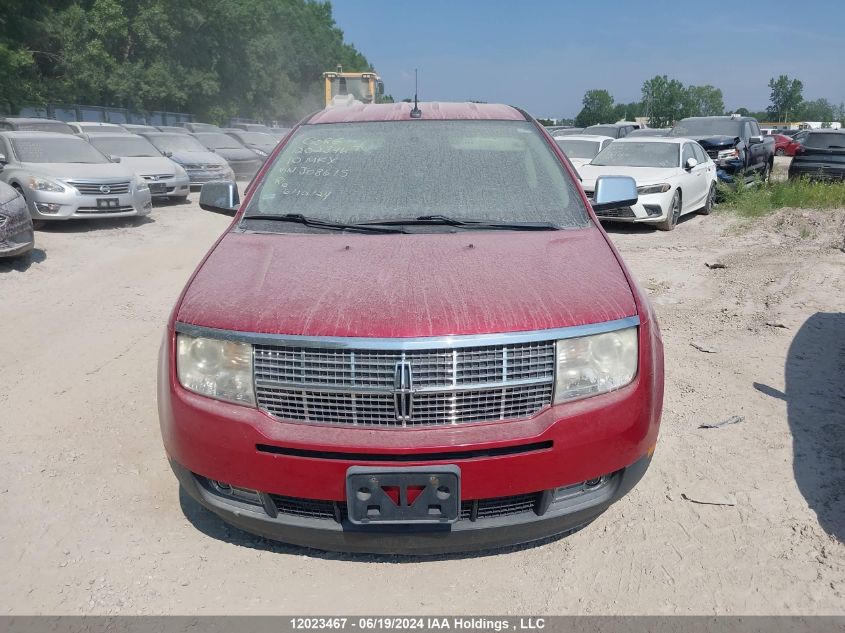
xmin=591 ymin=142 xmax=679 ymax=168
xmin=586 ymin=126 xmax=617 ymax=137
xmin=144 ymin=134 xmax=208 ymax=153
xmin=245 ymin=120 xmax=589 ymax=229
xmin=671 ymin=119 xmax=742 ymax=137
xmin=12 ymin=137 xmax=108 ymax=163
xmin=90 ymin=136 xmax=161 ymax=157
xmin=555 ymin=138 xmax=602 ymax=159
xmin=194 ymin=133 xmax=244 ymax=149
xmin=234 ymin=132 xmax=276 ymax=146
xmin=803 ymin=133 xmax=845 ymax=149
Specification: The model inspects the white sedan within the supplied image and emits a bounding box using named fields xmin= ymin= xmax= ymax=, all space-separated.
xmin=552 ymin=134 xmax=614 ymax=170
xmin=579 ymin=137 xmax=717 ymax=231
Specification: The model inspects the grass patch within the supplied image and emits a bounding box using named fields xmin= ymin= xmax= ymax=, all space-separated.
xmin=717 ymin=178 xmax=845 ymax=218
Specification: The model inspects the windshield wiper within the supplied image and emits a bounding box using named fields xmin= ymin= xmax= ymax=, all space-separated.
xmin=240 ymin=213 xmax=409 ymax=234
xmin=359 ymin=214 xmax=560 ymax=231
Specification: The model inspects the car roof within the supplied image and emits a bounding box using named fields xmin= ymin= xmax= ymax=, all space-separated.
xmin=0 ymin=130 xmax=81 ymax=139
xmin=307 ymin=102 xmax=526 ymax=125
xmin=87 ymin=133 xmax=148 ymax=141
xmin=554 ymin=134 xmax=614 ymax=142
xmin=613 ymin=136 xmax=688 ymax=144
xmin=72 ymin=121 xmax=122 ymax=126
xmin=807 ymin=128 xmax=844 ymax=133
xmin=587 ymin=123 xmax=629 ymax=128
xmin=1 ymin=117 xmax=66 ymax=123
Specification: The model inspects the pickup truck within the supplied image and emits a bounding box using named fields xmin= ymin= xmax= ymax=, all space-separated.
xmin=669 ymin=115 xmax=775 ymax=185
xmin=159 ymin=101 xmax=665 ymax=555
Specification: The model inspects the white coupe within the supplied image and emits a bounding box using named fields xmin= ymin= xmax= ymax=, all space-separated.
xmin=578 ymin=137 xmax=717 ymax=231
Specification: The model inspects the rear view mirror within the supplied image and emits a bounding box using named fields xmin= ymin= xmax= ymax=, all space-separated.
xmin=591 ymin=176 xmax=638 ymax=213
xmin=199 ymin=180 xmax=240 ymax=215
xmin=684 ymin=157 xmax=698 ymax=170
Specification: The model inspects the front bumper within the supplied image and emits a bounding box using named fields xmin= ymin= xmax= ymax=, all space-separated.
xmin=24 ymin=187 xmax=153 ymax=221
xmin=186 ymin=169 xmax=231 ymax=189
xmin=594 ymin=191 xmax=671 ymax=224
xmin=171 ymin=453 xmax=652 ymax=555
xmin=145 ymin=174 xmax=191 ymax=199
xmin=0 ymin=213 xmax=34 ymax=257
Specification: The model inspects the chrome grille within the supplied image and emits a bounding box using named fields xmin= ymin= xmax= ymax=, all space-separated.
xmin=254 ymin=341 xmax=555 ymax=427
xmin=141 ymin=173 xmax=173 ymax=181
xmin=67 ymin=180 xmax=130 ymax=195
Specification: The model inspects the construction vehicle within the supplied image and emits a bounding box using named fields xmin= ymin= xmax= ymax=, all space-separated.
xmin=323 ymin=67 xmax=384 ymax=107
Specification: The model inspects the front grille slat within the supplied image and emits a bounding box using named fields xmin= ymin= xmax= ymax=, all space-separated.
xmin=254 ymin=341 xmax=555 ymax=428
xmin=67 ymin=180 xmax=131 ymax=195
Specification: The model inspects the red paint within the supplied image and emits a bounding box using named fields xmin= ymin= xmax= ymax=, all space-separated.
xmin=773 ymin=133 xmax=802 ymax=157
xmin=159 ymin=103 xmax=664 ymax=511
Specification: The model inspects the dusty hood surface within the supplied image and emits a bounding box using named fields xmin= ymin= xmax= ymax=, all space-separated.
xmin=20 ymin=162 xmax=137 ymax=181
xmin=167 ymin=151 xmax=227 ymax=168
xmin=117 ymin=156 xmax=180 ymax=176
xmin=177 ymin=227 xmax=637 ymax=338
xmin=578 ymin=164 xmax=679 ymax=188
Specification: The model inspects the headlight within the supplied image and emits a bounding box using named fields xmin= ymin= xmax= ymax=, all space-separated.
xmin=553 ymin=327 xmax=638 ymax=404
xmin=135 ymin=178 xmax=150 ymax=191
xmin=27 ymin=177 xmax=66 ymax=192
xmin=176 ymin=334 xmax=255 ymax=405
xmin=717 ymin=148 xmax=740 ymax=160
xmin=636 ymin=183 xmax=671 ymax=195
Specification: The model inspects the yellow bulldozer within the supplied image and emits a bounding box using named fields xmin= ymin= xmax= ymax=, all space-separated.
xmin=323 ymin=67 xmax=384 ymax=107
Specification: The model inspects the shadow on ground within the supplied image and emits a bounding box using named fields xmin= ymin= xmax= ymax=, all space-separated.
xmin=36 ymin=215 xmax=154 ymax=234
xmin=178 ymin=486 xmax=578 ymax=562
xmin=600 ymin=213 xmax=700 ymax=235
xmin=0 ymin=247 xmax=46 ymax=273
xmin=756 ymin=312 xmax=845 ymax=541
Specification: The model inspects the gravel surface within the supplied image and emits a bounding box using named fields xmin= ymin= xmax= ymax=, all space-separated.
xmin=1 ymin=195 xmax=843 ymax=615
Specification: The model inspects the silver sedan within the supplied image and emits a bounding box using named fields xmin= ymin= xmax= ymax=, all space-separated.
xmin=0 ymin=131 xmax=152 ymax=222
xmin=0 ymin=180 xmax=33 ymax=258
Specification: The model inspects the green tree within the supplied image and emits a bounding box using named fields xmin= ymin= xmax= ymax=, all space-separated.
xmin=684 ymin=85 xmax=724 ymax=117
xmin=641 ymin=75 xmax=686 ymax=128
xmin=797 ymin=98 xmax=835 ymax=122
xmin=767 ymin=75 xmax=803 ymax=122
xmin=575 ymin=89 xmax=614 ymax=127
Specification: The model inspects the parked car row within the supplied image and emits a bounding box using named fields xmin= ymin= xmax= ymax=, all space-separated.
xmin=0 ymin=116 xmax=284 ymax=187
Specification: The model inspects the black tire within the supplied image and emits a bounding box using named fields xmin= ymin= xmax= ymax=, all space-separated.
xmin=170 ymin=194 xmax=189 ymax=203
xmin=656 ymin=190 xmax=681 ymax=231
xmin=699 ymin=183 xmax=716 ymax=215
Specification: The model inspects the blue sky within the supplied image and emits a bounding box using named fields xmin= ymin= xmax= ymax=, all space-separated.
xmin=331 ymin=0 xmax=845 ymax=119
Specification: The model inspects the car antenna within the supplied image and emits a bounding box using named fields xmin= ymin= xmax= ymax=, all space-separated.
xmin=410 ymin=68 xmax=422 ymax=119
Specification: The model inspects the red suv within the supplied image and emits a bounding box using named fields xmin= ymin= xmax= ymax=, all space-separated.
xmin=158 ymin=102 xmax=664 ymax=554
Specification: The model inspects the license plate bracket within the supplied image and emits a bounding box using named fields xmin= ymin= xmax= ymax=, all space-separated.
xmin=96 ymin=198 xmax=120 ymax=209
xmin=346 ymin=465 xmax=460 ymax=525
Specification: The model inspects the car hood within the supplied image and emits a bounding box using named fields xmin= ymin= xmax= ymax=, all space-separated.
xmin=682 ymin=135 xmax=739 ymax=150
xmin=578 ymin=164 xmax=679 ymax=188
xmin=177 ymin=228 xmax=637 ymax=338
xmin=207 ymin=147 xmax=259 ymax=161
xmin=19 ymin=162 xmax=136 ymax=180
xmin=115 ymin=156 xmax=179 ymax=175
xmin=167 ymin=151 xmax=227 ymax=168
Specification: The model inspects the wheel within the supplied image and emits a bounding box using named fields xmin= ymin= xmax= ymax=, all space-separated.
xmin=699 ymin=183 xmax=716 ymax=215
xmin=775 ymin=148 xmax=786 ymax=156
xmin=656 ymin=190 xmax=681 ymax=231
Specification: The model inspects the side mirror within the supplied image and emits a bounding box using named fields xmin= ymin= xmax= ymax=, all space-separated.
xmin=199 ymin=180 xmax=240 ymax=214
xmin=748 ymin=135 xmax=763 ymax=145
xmin=592 ymin=175 xmax=638 ymax=213
xmin=162 ymin=150 xmax=173 ymax=158
xmin=0 ymin=153 xmax=6 ymax=164
xmin=684 ymin=157 xmax=698 ymax=170
xmin=108 ymin=155 xmax=122 ymax=163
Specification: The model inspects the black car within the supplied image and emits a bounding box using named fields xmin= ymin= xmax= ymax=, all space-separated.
xmin=788 ymin=130 xmax=845 ymax=181
xmin=191 ymin=131 xmax=263 ymax=180
xmin=0 ymin=180 xmax=34 ymax=258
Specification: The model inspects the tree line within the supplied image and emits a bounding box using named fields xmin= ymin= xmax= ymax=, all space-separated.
xmin=0 ymin=0 xmax=372 ymax=123
xmin=572 ymin=74 xmax=845 ymax=128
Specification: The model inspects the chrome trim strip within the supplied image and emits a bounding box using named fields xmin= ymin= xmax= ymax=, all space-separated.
xmin=175 ymin=316 xmax=640 ymax=350
xmin=253 ymin=375 xmax=552 ymax=395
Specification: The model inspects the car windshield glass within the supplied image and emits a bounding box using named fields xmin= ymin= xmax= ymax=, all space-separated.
xmin=235 ymin=132 xmax=276 ymax=145
xmin=194 ymin=133 xmax=243 ymax=149
xmin=145 ymin=134 xmax=207 ymax=153
xmin=12 ymin=137 xmax=108 ymax=163
xmin=554 ymin=139 xmax=602 ymax=159
xmin=670 ymin=119 xmax=742 ymax=137
xmin=586 ymin=126 xmax=617 ymax=136
xmin=245 ymin=120 xmax=589 ymax=229
xmin=591 ymin=142 xmax=679 ymax=168
xmin=90 ymin=136 xmax=160 ymax=157
xmin=803 ymin=133 xmax=845 ymax=149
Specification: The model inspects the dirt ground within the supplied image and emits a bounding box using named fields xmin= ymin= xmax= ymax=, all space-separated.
xmin=1 ymin=192 xmax=843 ymax=615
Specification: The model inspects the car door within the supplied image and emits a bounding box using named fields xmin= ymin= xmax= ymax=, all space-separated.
xmin=681 ymin=143 xmax=707 ymax=211
xmin=692 ymin=142 xmax=716 ymax=196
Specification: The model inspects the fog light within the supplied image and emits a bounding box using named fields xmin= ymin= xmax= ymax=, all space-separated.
xmin=35 ymin=202 xmax=62 ymax=214
xmin=209 ymin=479 xmax=262 ymax=505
